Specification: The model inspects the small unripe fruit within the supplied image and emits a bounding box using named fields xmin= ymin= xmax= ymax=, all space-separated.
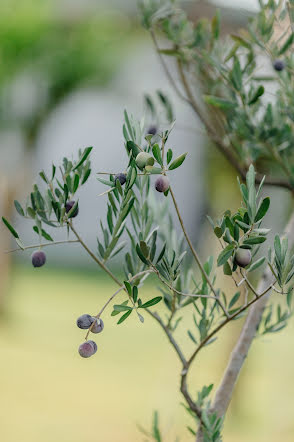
xmin=155 ymin=176 xmax=170 ymax=193
xmin=65 ymin=200 xmax=79 ymax=218
xmin=235 ymin=248 xmax=252 ymax=268
xmin=273 ymin=59 xmax=285 ymax=71
xmin=91 ymin=318 xmax=104 ymax=334
xmin=135 ymin=152 xmax=154 ymax=170
xmin=146 ymin=126 xmax=157 ymax=136
xmin=114 ymin=173 xmax=126 ymax=186
xmin=32 ymin=250 xmax=46 ymax=268
xmin=76 ymin=314 xmax=94 ymax=329
xmin=78 ymin=340 xmax=97 ymax=358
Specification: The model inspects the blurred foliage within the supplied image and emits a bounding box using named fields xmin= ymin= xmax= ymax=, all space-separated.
xmin=139 ymin=0 xmax=294 ymax=187
xmin=0 ymin=0 xmax=132 ymax=147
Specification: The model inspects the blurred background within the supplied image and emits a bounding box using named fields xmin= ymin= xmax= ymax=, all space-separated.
xmin=0 ymin=0 xmax=293 ymax=441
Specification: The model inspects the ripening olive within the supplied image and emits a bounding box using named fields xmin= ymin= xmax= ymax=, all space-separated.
xmin=65 ymin=200 xmax=79 ymax=218
xmin=273 ymin=59 xmax=285 ymax=71
xmin=32 ymin=250 xmax=46 ymax=268
xmin=91 ymin=318 xmax=104 ymax=334
xmin=146 ymin=126 xmax=157 ymax=136
xmin=234 ymin=248 xmax=252 ymax=268
xmin=76 ymin=314 xmax=94 ymax=330
xmin=135 ymin=152 xmax=154 ymax=170
xmin=78 ymin=340 xmax=97 ymax=358
xmin=155 ymin=176 xmax=170 ymax=193
xmin=114 ymin=173 xmax=126 ymax=185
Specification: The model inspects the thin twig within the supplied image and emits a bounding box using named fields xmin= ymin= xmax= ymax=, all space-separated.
xmin=5 ymin=239 xmax=79 ymax=254
xmin=150 ymin=30 xmax=190 ymax=104
xmin=169 ymin=186 xmax=230 ymax=319
xmin=151 ymin=262 xmax=229 ymax=315
xmin=145 ymin=308 xmax=202 ymax=419
xmin=240 ymin=269 xmax=259 ymax=298
xmin=85 ymin=270 xmax=152 ymax=340
xmin=188 ymin=280 xmax=274 ymax=366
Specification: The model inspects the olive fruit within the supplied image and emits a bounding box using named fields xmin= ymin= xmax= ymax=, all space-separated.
xmin=32 ymin=250 xmax=46 ymax=268
xmin=146 ymin=126 xmax=157 ymax=136
xmin=114 ymin=173 xmax=126 ymax=185
xmin=155 ymin=176 xmax=170 ymax=193
xmin=78 ymin=340 xmax=97 ymax=358
xmin=76 ymin=314 xmax=94 ymax=330
xmin=135 ymin=152 xmax=154 ymax=170
xmin=273 ymin=59 xmax=285 ymax=71
xmin=65 ymin=200 xmax=79 ymax=218
xmin=91 ymin=318 xmax=104 ymax=334
xmin=234 ymin=248 xmax=252 ymax=268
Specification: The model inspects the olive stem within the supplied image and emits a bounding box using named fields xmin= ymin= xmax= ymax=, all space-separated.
xmin=169 ymin=186 xmax=230 ymax=319
xmin=150 ymin=262 xmax=229 ymax=314
xmin=240 ymin=269 xmax=259 ymax=298
xmin=6 ymin=239 xmax=79 ymax=254
xmin=85 ymin=270 xmax=152 ymax=340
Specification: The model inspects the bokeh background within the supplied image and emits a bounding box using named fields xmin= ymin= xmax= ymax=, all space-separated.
xmin=0 ymin=1 xmax=293 ymax=441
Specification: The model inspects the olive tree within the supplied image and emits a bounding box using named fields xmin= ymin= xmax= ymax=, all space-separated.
xmin=3 ymin=0 xmax=294 ymax=440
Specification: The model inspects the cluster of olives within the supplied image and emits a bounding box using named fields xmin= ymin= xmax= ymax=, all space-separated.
xmin=135 ymin=151 xmax=170 ymax=193
xmin=31 ymin=199 xmax=79 ymax=268
xmin=77 ymin=314 xmax=104 ymax=358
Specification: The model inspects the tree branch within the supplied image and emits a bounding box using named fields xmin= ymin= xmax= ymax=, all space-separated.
xmin=151 ymin=39 xmax=293 ymax=192
xmin=5 ymin=239 xmax=79 ymax=253
xmin=169 ymin=186 xmax=230 ymax=318
xmin=146 ymin=309 xmax=187 ymax=367
xmin=211 ymin=209 xmax=294 ymax=418
xmin=68 ymin=221 xmax=122 ymax=287
xmin=85 ymin=270 xmax=152 ymax=340
xmin=146 ymin=308 xmax=202 ymax=419
xmin=150 ymin=30 xmax=190 ymax=105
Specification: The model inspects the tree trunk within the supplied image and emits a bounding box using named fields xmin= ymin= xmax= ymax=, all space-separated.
xmin=196 ymin=426 xmax=203 ymax=442
xmin=194 ymin=210 xmax=294 ymax=440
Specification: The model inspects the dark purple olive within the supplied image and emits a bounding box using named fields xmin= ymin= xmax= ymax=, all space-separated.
xmin=146 ymin=126 xmax=157 ymax=136
xmin=76 ymin=314 xmax=94 ymax=330
xmin=235 ymin=248 xmax=252 ymax=268
xmin=155 ymin=176 xmax=170 ymax=193
xmin=114 ymin=173 xmax=126 ymax=186
xmin=78 ymin=340 xmax=97 ymax=358
xmin=88 ymin=340 xmax=97 ymax=354
xmin=65 ymin=200 xmax=79 ymax=218
xmin=91 ymin=318 xmax=104 ymax=334
xmin=32 ymin=250 xmax=46 ymax=268
xmin=273 ymin=59 xmax=285 ymax=71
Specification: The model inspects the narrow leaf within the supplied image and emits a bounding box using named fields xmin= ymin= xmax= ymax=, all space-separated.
xmin=140 ymin=296 xmax=162 ymax=308
xmin=73 ymin=147 xmax=93 ymax=171
xmin=117 ymin=309 xmax=132 ymax=324
xmin=2 ymin=217 xmax=19 ymax=238
xmin=168 ymin=153 xmax=187 ymax=171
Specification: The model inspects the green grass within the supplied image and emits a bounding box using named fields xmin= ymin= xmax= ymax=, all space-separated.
xmin=0 ymin=265 xmax=294 ymax=441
